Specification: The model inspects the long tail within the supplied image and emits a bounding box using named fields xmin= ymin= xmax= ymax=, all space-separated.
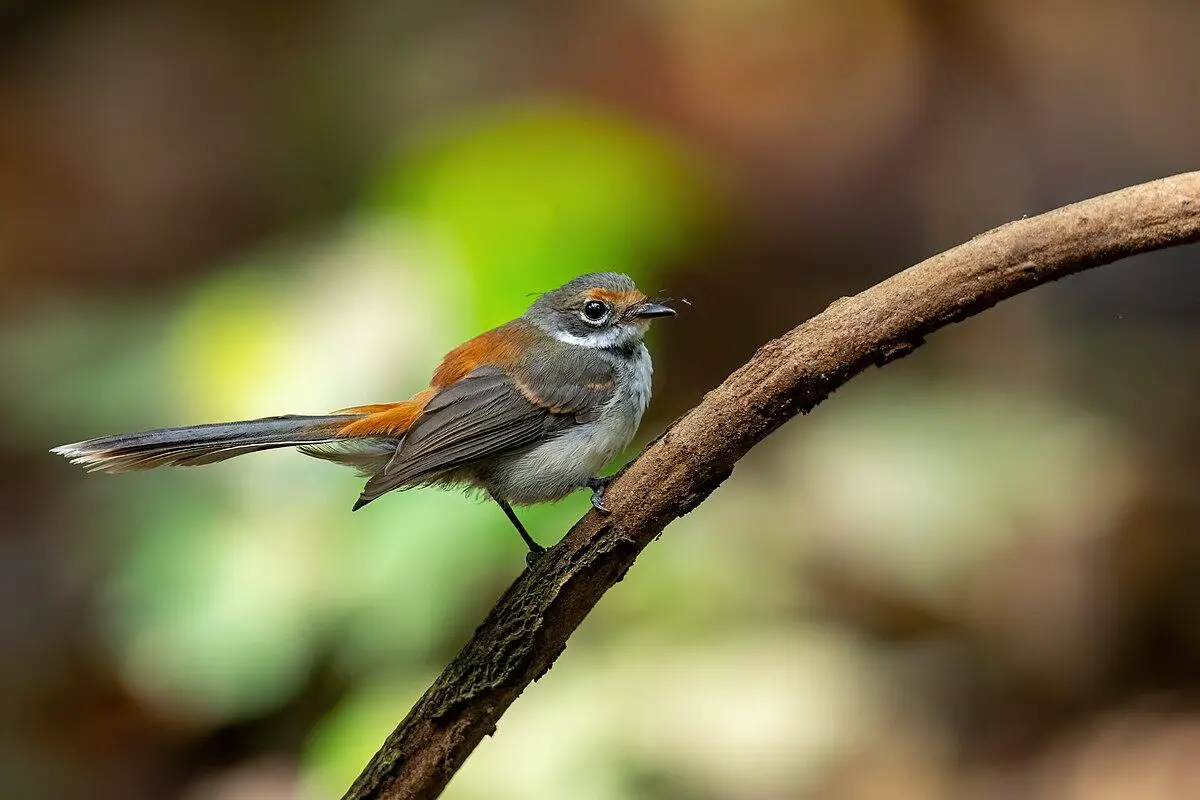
xmin=51 ymin=414 xmax=364 ymax=474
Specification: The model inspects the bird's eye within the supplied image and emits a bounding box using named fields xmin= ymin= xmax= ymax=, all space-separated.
xmin=581 ymin=300 xmax=610 ymax=324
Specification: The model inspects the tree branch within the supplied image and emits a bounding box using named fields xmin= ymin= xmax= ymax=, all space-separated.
xmin=343 ymin=172 xmax=1200 ymax=800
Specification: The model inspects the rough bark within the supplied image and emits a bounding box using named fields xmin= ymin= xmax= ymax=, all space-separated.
xmin=343 ymin=172 xmax=1200 ymax=800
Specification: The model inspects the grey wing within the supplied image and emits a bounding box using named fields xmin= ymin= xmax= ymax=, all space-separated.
xmin=513 ymin=345 xmax=618 ymax=424
xmin=352 ymin=367 xmax=560 ymax=508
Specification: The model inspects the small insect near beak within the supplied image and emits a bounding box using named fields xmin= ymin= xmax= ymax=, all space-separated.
xmin=628 ymin=302 xmax=677 ymax=319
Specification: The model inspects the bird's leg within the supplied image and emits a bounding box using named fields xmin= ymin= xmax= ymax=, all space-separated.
xmin=585 ymin=475 xmax=614 ymax=514
xmin=491 ymin=493 xmax=545 ymax=565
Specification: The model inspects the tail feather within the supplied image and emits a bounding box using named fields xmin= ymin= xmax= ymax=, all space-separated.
xmin=51 ymin=414 xmax=361 ymax=474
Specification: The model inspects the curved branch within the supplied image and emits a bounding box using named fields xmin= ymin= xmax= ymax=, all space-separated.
xmin=343 ymin=172 xmax=1200 ymax=800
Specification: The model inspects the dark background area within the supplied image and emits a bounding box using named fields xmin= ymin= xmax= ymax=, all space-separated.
xmin=2 ymin=1 xmax=1199 ymax=798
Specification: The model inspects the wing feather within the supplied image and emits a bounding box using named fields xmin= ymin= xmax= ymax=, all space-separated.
xmin=353 ymin=368 xmax=554 ymax=507
xmin=352 ymin=343 xmax=620 ymax=509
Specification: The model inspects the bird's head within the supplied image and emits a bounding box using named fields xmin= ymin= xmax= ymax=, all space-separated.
xmin=525 ymin=272 xmax=676 ymax=350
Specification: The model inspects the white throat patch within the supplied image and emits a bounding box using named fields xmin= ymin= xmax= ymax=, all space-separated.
xmin=551 ymin=325 xmax=639 ymax=349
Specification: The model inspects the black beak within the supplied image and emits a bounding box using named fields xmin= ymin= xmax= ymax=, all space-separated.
xmin=628 ymin=302 xmax=677 ymax=319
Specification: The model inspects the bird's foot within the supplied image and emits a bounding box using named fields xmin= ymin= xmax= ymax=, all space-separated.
xmin=585 ymin=476 xmax=614 ymax=515
xmin=524 ymin=543 xmax=546 ymax=567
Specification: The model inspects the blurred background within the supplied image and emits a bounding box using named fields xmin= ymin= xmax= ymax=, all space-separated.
xmin=2 ymin=1 xmax=1200 ymax=798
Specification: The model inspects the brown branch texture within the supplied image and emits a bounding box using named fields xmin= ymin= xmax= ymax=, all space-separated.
xmin=343 ymin=172 xmax=1200 ymax=799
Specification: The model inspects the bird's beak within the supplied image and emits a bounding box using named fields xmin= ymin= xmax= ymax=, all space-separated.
xmin=628 ymin=302 xmax=677 ymax=320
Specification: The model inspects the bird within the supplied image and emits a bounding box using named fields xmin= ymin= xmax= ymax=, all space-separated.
xmin=51 ymin=272 xmax=677 ymax=561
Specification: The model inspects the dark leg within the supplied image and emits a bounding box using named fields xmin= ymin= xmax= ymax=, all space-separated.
xmin=585 ymin=476 xmax=613 ymax=514
xmin=491 ymin=493 xmax=545 ymax=564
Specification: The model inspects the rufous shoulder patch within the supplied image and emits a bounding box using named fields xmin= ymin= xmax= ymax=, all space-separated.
xmin=430 ymin=322 xmax=536 ymax=387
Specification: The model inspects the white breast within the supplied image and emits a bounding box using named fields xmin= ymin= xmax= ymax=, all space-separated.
xmin=486 ymin=343 xmax=653 ymax=505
